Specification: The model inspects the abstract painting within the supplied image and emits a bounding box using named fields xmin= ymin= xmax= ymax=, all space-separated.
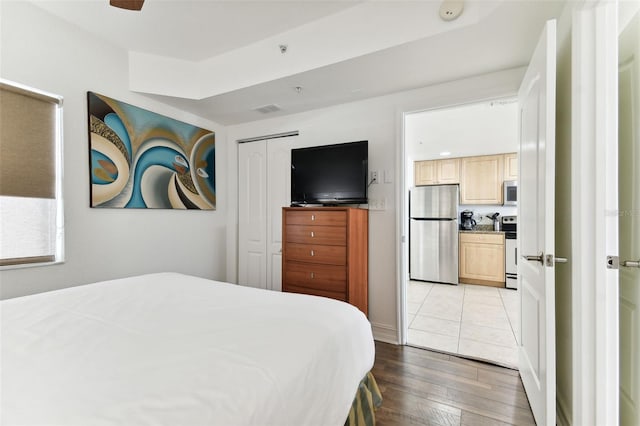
xmin=87 ymin=92 xmax=215 ymax=209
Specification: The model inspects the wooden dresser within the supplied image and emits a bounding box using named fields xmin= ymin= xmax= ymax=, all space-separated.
xmin=282 ymin=207 xmax=368 ymax=316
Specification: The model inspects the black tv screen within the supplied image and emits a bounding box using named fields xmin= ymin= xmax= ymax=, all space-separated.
xmin=291 ymin=141 xmax=368 ymax=205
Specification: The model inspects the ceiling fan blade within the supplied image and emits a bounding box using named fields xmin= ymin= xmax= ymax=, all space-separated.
xmin=109 ymin=0 xmax=145 ymax=11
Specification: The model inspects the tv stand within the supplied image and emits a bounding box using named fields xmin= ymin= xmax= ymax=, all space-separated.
xmin=281 ymin=207 xmax=368 ymax=316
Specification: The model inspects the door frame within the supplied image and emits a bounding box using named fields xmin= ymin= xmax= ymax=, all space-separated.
xmin=571 ymin=1 xmax=619 ymax=424
xmin=395 ymin=2 xmax=621 ymax=424
xmin=396 ymin=95 xmax=520 ymax=346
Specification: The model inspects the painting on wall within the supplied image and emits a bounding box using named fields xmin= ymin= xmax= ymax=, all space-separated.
xmin=87 ymin=92 xmax=216 ymax=210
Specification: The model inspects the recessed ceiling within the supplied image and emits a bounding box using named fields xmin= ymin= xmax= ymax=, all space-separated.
xmin=31 ymin=0 xmax=362 ymax=61
xmin=28 ymin=0 xmax=567 ymax=125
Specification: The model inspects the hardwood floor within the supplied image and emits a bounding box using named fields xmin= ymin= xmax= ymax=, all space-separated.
xmin=372 ymin=342 xmax=536 ymax=425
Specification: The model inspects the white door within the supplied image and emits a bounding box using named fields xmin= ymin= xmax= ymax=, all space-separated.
xmin=517 ymin=20 xmax=557 ymax=426
xmin=266 ymin=138 xmax=294 ymax=291
xmin=238 ymin=137 xmax=296 ymax=290
xmin=619 ymin=8 xmax=640 ymax=425
xmin=238 ymin=141 xmax=267 ymax=288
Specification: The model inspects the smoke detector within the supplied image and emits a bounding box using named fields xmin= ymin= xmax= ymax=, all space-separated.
xmin=439 ymin=0 xmax=464 ymax=21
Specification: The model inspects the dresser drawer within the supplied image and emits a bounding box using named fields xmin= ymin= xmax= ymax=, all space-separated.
xmin=284 ymin=262 xmax=347 ymax=293
xmin=285 ymin=210 xmax=347 ymax=227
xmin=284 ymin=285 xmax=347 ymax=302
xmin=285 ymin=225 xmax=346 ymax=246
xmin=285 ymin=243 xmax=346 ymax=265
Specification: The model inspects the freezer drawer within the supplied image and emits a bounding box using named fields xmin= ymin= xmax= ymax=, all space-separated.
xmin=410 ymin=219 xmax=459 ymax=284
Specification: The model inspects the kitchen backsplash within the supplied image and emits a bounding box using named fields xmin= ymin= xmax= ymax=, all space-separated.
xmin=458 ymin=205 xmax=517 ymax=225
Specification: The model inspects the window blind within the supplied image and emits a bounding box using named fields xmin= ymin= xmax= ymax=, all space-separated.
xmin=0 ymin=83 xmax=59 ymax=198
xmin=0 ymin=81 xmax=63 ymax=267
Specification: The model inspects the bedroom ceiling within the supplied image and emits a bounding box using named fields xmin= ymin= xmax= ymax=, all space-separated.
xmin=29 ymin=0 xmax=566 ymax=125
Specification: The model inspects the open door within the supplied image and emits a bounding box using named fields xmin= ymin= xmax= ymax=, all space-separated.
xmin=517 ymin=19 xmax=557 ymax=426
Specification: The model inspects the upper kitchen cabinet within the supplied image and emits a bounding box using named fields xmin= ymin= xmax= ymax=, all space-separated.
xmin=503 ymin=152 xmax=518 ymax=180
xmin=460 ymin=154 xmax=504 ymax=204
xmin=414 ymin=158 xmax=460 ymax=186
xmin=414 ymin=160 xmax=437 ymax=185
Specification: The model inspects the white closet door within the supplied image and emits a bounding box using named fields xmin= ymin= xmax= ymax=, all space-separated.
xmin=238 ymin=136 xmax=297 ymax=290
xmin=238 ymin=141 xmax=267 ymax=288
xmin=266 ymin=137 xmax=295 ymax=291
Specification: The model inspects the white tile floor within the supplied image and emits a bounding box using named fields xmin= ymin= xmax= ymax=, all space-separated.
xmin=407 ymin=280 xmax=520 ymax=368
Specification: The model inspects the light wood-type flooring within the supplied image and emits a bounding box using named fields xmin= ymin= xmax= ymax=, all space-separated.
xmin=371 ymin=342 xmax=536 ymax=425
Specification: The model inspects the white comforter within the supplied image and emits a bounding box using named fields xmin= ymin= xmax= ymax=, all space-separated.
xmin=1 ymin=273 xmax=375 ymax=425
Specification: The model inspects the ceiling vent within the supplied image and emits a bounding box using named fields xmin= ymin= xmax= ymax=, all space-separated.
xmin=253 ymin=104 xmax=282 ymax=114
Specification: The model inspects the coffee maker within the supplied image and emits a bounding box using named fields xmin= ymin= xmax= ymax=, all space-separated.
xmin=460 ymin=210 xmax=476 ymax=230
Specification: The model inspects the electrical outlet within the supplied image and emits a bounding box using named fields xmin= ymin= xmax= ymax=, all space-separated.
xmin=368 ymin=197 xmax=386 ymax=211
xmin=370 ymin=171 xmax=378 ymax=184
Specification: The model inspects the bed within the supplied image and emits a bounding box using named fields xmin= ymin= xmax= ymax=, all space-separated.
xmin=1 ymin=273 xmax=379 ymax=425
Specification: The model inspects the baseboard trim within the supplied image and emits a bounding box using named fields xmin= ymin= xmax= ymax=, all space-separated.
xmin=371 ymin=322 xmax=398 ymax=344
xmin=557 ymin=393 xmax=572 ymax=426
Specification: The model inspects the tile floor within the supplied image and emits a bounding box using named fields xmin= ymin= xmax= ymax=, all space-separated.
xmin=407 ymin=280 xmax=520 ymax=368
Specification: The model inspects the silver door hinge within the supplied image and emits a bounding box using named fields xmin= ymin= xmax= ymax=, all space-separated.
xmin=607 ymin=255 xmax=619 ymax=269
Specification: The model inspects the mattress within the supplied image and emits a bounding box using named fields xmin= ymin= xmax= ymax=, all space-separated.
xmin=1 ymin=273 xmax=375 ymax=425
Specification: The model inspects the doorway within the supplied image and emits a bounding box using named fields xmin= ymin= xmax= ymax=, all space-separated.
xmin=403 ymin=100 xmax=521 ymax=368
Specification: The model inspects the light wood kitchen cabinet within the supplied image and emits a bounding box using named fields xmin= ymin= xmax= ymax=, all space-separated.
xmin=414 ymin=160 xmax=437 ymax=185
xmin=414 ymin=158 xmax=460 ymax=186
xmin=503 ymin=152 xmax=518 ymax=180
xmin=436 ymin=158 xmax=460 ymax=184
xmin=460 ymin=154 xmax=504 ymax=204
xmin=459 ymin=232 xmax=505 ymax=287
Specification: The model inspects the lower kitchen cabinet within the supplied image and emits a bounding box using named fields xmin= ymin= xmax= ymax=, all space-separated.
xmin=459 ymin=232 xmax=505 ymax=287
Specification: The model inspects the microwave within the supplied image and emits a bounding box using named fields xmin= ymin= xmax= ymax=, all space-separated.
xmin=504 ymin=180 xmax=517 ymax=206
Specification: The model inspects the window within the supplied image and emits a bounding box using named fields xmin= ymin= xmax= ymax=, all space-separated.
xmin=0 ymin=80 xmax=64 ymax=268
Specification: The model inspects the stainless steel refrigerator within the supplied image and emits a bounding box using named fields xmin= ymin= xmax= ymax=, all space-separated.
xmin=409 ymin=185 xmax=459 ymax=285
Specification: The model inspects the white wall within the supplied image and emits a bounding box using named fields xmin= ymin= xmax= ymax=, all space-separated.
xmin=0 ymin=1 xmax=228 ymax=299
xmin=405 ymin=100 xmax=519 ymax=161
xmin=226 ymin=68 xmax=525 ymax=342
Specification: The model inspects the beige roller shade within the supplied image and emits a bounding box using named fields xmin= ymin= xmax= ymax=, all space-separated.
xmin=0 ymin=83 xmax=60 ymax=199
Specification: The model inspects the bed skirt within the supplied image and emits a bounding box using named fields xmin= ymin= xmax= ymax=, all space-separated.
xmin=345 ymin=372 xmax=382 ymax=426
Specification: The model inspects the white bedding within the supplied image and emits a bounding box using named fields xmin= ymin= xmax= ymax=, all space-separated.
xmin=1 ymin=273 xmax=375 ymax=425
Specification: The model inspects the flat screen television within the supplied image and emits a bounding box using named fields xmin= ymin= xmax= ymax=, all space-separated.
xmin=291 ymin=141 xmax=368 ymax=205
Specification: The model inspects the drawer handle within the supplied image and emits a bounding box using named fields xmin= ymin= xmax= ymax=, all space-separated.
xmin=311 ymin=214 xmax=315 ymax=221
xmin=311 ymin=231 xmax=315 ymax=238
xmin=310 ymin=272 xmax=315 ymax=279
xmin=310 ymin=250 xmax=315 ymax=257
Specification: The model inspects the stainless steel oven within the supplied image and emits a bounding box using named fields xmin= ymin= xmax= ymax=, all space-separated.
xmin=503 ymin=180 xmax=517 ymax=206
xmin=502 ymin=216 xmax=518 ymax=289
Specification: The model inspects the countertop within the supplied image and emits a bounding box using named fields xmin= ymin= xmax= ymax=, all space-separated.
xmin=459 ymin=225 xmax=505 ymax=234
